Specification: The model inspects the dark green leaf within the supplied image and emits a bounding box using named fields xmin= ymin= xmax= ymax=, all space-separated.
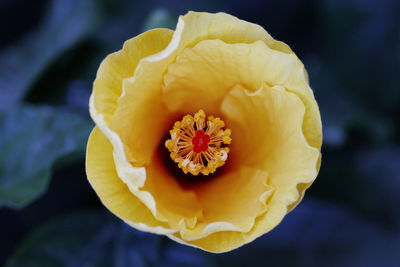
xmin=0 ymin=105 xmax=92 ymax=209
xmin=0 ymin=0 xmax=101 ymax=111
xmin=6 ymin=211 xmax=216 ymax=267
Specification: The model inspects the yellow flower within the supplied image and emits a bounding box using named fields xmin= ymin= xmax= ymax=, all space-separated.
xmin=86 ymin=11 xmax=322 ymax=253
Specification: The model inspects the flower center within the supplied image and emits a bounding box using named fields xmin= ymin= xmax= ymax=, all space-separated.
xmin=165 ymin=110 xmax=232 ymax=176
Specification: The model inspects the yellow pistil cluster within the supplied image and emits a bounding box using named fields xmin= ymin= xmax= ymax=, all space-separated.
xmin=165 ymin=110 xmax=232 ymax=175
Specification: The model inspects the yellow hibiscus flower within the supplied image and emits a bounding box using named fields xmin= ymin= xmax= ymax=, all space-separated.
xmin=86 ymin=11 xmax=322 ymax=253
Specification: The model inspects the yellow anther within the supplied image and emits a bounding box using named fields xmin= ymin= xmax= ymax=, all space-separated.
xmin=222 ymin=136 xmax=232 ymax=144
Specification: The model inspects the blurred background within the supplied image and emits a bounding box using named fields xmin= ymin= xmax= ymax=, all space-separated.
xmin=1 ymin=0 xmax=399 ymax=266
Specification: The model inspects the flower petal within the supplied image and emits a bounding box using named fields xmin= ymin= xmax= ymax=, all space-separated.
xmin=221 ymin=84 xmax=320 ymax=202
xmin=142 ymin=153 xmax=204 ymax=230
xmin=88 ymin=11 xmax=322 ymax=252
xmin=91 ymin=28 xmax=173 ymax=125
xmin=89 ymin=28 xmax=175 ymax=222
xmin=178 ymin=167 xmax=274 ymax=241
xmin=110 ymin=11 xmax=301 ymax=166
xmin=167 ymin=83 xmax=320 ymax=253
xmin=104 ymin=11 xmax=296 ymax=225
xmin=86 ymin=127 xmax=176 ymax=235
xmin=161 ymin=39 xmax=321 ymax=150
xmin=167 ymin=199 xmax=288 ymax=253
xmin=179 ymin=11 xmax=292 ymax=53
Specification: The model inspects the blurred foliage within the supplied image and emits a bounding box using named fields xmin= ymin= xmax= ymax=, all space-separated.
xmin=6 ymin=211 xmax=215 ymax=267
xmin=0 ymin=0 xmax=399 ymax=266
xmin=0 ymin=0 xmax=101 ymax=111
xmin=0 ymin=105 xmax=92 ymax=209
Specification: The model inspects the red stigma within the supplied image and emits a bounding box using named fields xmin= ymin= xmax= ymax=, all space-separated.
xmin=192 ymin=130 xmax=210 ymax=153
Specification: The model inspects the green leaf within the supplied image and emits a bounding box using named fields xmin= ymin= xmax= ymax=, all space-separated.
xmin=0 ymin=0 xmax=101 ymax=111
xmin=0 ymin=105 xmax=92 ymax=209
xmin=142 ymin=8 xmax=177 ymax=31
xmin=6 ymin=211 xmax=216 ymax=267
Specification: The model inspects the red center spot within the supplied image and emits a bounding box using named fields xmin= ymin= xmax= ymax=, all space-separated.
xmin=192 ymin=130 xmax=210 ymax=153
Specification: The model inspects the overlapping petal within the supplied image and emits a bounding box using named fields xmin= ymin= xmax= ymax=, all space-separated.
xmin=86 ymin=127 xmax=176 ymax=234
xmin=91 ymin=28 xmax=173 ymax=124
xmin=87 ymin=11 xmax=322 ymax=253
